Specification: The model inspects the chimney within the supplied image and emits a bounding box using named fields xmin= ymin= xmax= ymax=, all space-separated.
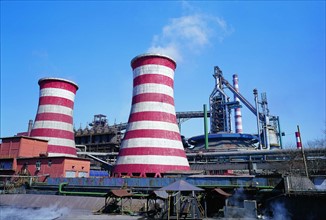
xmin=233 ymin=74 xmax=243 ymax=133
xmin=27 ymin=120 xmax=33 ymax=136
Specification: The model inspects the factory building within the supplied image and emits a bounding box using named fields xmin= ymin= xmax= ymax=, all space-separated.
xmin=74 ymin=114 xmax=121 ymax=153
xmin=0 ymin=136 xmax=90 ymax=181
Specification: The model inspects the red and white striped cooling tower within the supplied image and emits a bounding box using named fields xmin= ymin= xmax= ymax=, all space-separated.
xmin=30 ymin=78 xmax=78 ymax=157
xmin=233 ymin=74 xmax=243 ymax=133
xmin=113 ymin=53 xmax=190 ymax=177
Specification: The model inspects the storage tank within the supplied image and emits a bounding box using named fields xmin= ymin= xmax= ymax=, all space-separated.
xmin=30 ymin=77 xmax=78 ymax=157
xmin=112 ymin=53 xmax=190 ymax=177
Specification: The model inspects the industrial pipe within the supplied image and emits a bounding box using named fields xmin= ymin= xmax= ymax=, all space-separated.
xmin=277 ymin=116 xmax=283 ymax=149
xmin=59 ymin=182 xmax=107 ymax=196
xmin=204 ymin=104 xmax=209 ymax=150
xmin=253 ymin=89 xmax=262 ymax=150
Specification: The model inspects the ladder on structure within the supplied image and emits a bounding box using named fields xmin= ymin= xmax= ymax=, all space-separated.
xmin=195 ymin=197 xmax=205 ymax=218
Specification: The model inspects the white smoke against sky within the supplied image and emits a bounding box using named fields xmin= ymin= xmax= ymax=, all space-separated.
xmin=147 ymin=6 xmax=234 ymax=62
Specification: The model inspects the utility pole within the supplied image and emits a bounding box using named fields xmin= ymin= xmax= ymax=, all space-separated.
xmin=297 ymin=125 xmax=309 ymax=178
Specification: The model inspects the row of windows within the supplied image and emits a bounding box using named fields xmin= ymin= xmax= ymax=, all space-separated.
xmin=65 ymin=170 xmax=88 ymax=178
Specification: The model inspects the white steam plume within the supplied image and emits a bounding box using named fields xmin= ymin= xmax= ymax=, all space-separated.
xmin=148 ymin=12 xmax=233 ymax=62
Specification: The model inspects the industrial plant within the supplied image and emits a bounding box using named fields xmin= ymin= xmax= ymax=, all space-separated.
xmin=1 ymin=53 xmax=325 ymax=219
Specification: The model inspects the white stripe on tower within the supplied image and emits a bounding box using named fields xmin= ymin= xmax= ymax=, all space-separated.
xmin=113 ymin=53 xmax=190 ymax=177
xmin=115 ymin=155 xmax=189 ymax=166
xmin=133 ymin=64 xmax=174 ymax=79
xmin=33 ymin=121 xmax=74 ymax=132
xmin=233 ymin=74 xmax=243 ymax=133
xmin=126 ymin=121 xmax=180 ymax=133
xmin=131 ymin=102 xmax=176 ymax=115
xmin=121 ymin=138 xmax=184 ymax=149
xmin=40 ymin=88 xmax=76 ymax=101
xmin=37 ymin=105 xmax=73 ymax=115
xmin=133 ymin=84 xmax=174 ymax=97
xmin=30 ymin=78 xmax=78 ymax=157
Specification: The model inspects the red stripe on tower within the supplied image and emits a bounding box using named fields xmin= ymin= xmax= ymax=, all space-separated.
xmin=128 ymin=112 xmax=177 ymax=124
xmin=233 ymin=74 xmax=243 ymax=133
xmin=113 ymin=53 xmax=190 ymax=177
xmin=30 ymin=77 xmax=78 ymax=157
xmin=134 ymin=74 xmax=174 ymax=88
xmin=132 ymin=93 xmax=174 ymax=105
xmin=35 ymin=113 xmax=73 ymax=124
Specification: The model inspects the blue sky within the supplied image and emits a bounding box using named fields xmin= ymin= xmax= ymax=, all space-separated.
xmin=1 ymin=1 xmax=325 ymax=147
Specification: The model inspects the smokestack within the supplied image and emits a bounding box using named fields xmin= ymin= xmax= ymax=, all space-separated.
xmin=113 ymin=53 xmax=190 ymax=177
xmin=233 ymin=74 xmax=243 ymax=133
xmin=30 ymin=77 xmax=78 ymax=157
xmin=27 ymin=120 xmax=33 ymax=136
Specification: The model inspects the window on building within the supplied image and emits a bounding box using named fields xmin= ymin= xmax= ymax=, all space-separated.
xmin=36 ymin=161 xmax=41 ymax=171
xmin=78 ymin=171 xmax=88 ymax=178
xmin=65 ymin=170 xmax=76 ymax=178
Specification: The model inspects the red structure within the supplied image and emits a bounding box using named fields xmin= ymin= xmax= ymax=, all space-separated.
xmin=30 ymin=78 xmax=78 ymax=157
xmin=0 ymin=136 xmax=48 ymax=158
xmin=0 ymin=136 xmax=90 ymax=180
xmin=113 ymin=53 xmax=190 ymax=177
xmin=16 ymin=157 xmax=90 ymax=181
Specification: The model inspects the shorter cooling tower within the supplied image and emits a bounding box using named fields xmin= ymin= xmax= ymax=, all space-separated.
xmin=113 ymin=53 xmax=190 ymax=177
xmin=30 ymin=77 xmax=78 ymax=157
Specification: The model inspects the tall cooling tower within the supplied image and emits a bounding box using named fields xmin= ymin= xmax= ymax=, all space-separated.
xmin=233 ymin=74 xmax=243 ymax=133
xmin=30 ymin=77 xmax=78 ymax=157
xmin=113 ymin=53 xmax=190 ymax=177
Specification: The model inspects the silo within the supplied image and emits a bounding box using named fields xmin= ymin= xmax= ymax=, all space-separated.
xmin=30 ymin=77 xmax=78 ymax=157
xmin=233 ymin=74 xmax=243 ymax=133
xmin=113 ymin=53 xmax=190 ymax=177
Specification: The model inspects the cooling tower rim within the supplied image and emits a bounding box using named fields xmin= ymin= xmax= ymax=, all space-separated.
xmin=131 ymin=53 xmax=176 ymax=66
xmin=38 ymin=77 xmax=79 ymax=90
